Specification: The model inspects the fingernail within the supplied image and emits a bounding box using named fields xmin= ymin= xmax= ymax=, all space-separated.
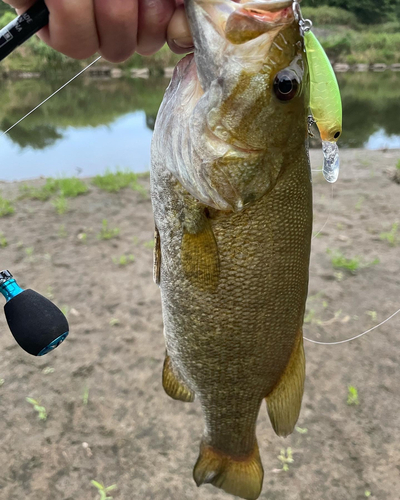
xmin=172 ymin=37 xmax=194 ymax=49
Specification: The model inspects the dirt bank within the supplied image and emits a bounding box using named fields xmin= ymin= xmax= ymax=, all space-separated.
xmin=0 ymin=149 xmax=399 ymax=500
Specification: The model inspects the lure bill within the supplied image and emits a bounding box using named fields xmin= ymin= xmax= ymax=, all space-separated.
xmin=302 ymin=13 xmax=343 ymax=183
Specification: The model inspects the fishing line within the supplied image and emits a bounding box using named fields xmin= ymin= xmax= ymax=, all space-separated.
xmin=1 ymin=34 xmax=396 ymax=349
xmin=305 ymin=181 xmax=399 ymax=346
xmin=312 ymin=183 xmax=333 ymax=240
xmin=303 ymin=308 xmax=400 ymax=345
xmin=0 ymin=56 xmax=102 ymax=138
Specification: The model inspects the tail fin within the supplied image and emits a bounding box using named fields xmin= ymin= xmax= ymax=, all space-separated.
xmin=193 ymin=441 xmax=264 ymax=500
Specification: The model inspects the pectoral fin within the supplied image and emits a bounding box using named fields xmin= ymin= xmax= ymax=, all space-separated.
xmin=162 ymin=355 xmax=195 ymax=403
xmin=153 ymin=226 xmax=161 ymax=286
xmin=265 ymin=330 xmax=305 ymax=437
xmin=181 ymin=208 xmax=220 ymax=292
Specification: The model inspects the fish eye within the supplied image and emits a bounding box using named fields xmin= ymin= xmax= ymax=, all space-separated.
xmin=273 ymin=70 xmax=300 ymax=102
xmin=334 ymin=131 xmax=341 ymax=139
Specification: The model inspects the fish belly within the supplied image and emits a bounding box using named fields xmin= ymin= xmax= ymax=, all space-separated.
xmin=151 ymin=147 xmax=312 ymax=457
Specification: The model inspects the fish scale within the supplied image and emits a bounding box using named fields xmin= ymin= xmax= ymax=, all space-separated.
xmin=151 ymin=1 xmax=312 ymax=498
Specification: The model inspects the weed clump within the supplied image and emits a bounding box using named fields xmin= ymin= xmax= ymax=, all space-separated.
xmin=93 ymin=169 xmax=140 ymax=192
xmin=20 ymin=177 xmax=88 ymax=201
xmin=327 ymin=249 xmax=379 ymax=274
xmin=98 ymin=219 xmax=120 ymax=240
xmin=0 ymin=197 xmax=14 ymax=217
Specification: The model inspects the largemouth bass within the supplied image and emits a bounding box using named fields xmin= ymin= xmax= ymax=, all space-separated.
xmin=150 ymin=1 xmax=312 ymax=498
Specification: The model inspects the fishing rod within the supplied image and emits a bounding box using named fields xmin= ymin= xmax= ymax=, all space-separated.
xmin=0 ymin=0 xmax=49 ymax=62
xmin=0 ymin=2 xmax=70 ymax=356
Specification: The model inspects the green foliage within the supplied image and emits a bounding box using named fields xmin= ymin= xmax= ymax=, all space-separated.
xmin=0 ymin=197 xmax=14 ymax=217
xmin=113 ymin=254 xmax=135 ymax=266
xmin=93 ymin=169 xmax=141 ymax=192
xmin=302 ymin=6 xmax=358 ymax=27
xmin=20 ymin=177 xmax=87 ymax=200
xmin=347 ymin=386 xmax=360 ymax=406
xmin=396 ymin=160 xmax=400 ymax=171
xmin=328 ymin=250 xmax=361 ymax=273
xmin=57 ymin=177 xmax=88 ymax=197
xmin=26 ymin=397 xmax=47 ymax=421
xmin=58 ymin=225 xmax=67 ymax=238
xmin=380 ymin=223 xmax=399 ymax=246
xmin=83 ymin=386 xmax=89 ymax=406
xmin=0 ymin=233 xmax=7 ymax=248
xmin=20 ymin=179 xmax=59 ymax=201
xmin=91 ymin=480 xmax=117 ymax=500
xmin=295 ymin=426 xmax=308 ymax=434
xmin=0 ymin=12 xmax=15 ymax=26
xmin=143 ymin=240 xmax=155 ymax=249
xmin=327 ymin=249 xmax=379 ymax=274
xmin=302 ymin=0 xmax=400 ymax=24
xmin=52 ymin=196 xmax=68 ymax=215
xmin=98 ymin=220 xmax=120 ymax=240
xmin=278 ymin=448 xmax=294 ymax=472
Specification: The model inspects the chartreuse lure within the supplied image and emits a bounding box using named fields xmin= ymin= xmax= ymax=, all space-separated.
xmin=294 ymin=0 xmax=343 ymax=184
xmin=304 ymin=31 xmax=342 ymax=183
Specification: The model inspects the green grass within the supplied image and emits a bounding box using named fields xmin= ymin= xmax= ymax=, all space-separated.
xmin=26 ymin=397 xmax=47 ymax=421
xmin=112 ymin=254 xmax=134 ymax=266
xmin=20 ymin=177 xmax=88 ymax=201
xmin=58 ymin=225 xmax=67 ymax=238
xmin=302 ymin=6 xmax=358 ymax=28
xmin=83 ymin=386 xmax=89 ymax=406
xmin=98 ymin=219 xmax=120 ymax=240
xmin=0 ymin=196 xmax=14 ymax=217
xmin=380 ymin=223 xmax=399 ymax=246
xmin=91 ymin=480 xmax=117 ymax=500
xmin=0 ymin=232 xmax=7 ymax=248
xmin=57 ymin=177 xmax=88 ymax=197
xmin=143 ymin=240 xmax=155 ymax=249
xmin=347 ymin=386 xmax=359 ymax=406
xmin=327 ymin=249 xmax=379 ymax=274
xmin=19 ymin=178 xmax=59 ymax=201
xmin=396 ymin=160 xmax=400 ymax=171
xmin=277 ymin=447 xmax=294 ymax=472
xmin=93 ymin=169 xmax=143 ymax=193
xmin=52 ymin=196 xmax=68 ymax=215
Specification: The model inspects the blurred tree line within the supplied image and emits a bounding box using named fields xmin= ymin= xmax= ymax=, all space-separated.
xmin=303 ymin=0 xmax=400 ymax=24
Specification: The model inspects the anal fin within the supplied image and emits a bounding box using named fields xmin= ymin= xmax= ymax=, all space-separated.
xmin=162 ymin=355 xmax=195 ymax=403
xmin=265 ymin=329 xmax=305 ymax=437
xmin=193 ymin=441 xmax=264 ymax=500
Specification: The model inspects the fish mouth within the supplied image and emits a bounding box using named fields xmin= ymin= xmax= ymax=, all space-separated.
xmin=224 ymin=0 xmax=295 ymax=44
xmin=240 ymin=0 xmax=295 ymax=12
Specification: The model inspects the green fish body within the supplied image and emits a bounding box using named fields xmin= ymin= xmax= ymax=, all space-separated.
xmin=151 ymin=1 xmax=312 ymax=498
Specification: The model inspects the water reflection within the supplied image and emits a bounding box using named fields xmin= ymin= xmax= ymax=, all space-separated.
xmin=0 ymin=72 xmax=399 ymax=181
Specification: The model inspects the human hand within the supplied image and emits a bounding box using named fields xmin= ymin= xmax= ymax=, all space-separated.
xmin=3 ymin=0 xmax=193 ymax=62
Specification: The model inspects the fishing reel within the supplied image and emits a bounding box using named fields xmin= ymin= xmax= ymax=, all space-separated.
xmin=0 ymin=270 xmax=69 ymax=356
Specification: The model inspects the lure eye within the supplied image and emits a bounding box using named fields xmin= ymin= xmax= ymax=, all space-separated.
xmin=273 ymin=70 xmax=299 ymax=101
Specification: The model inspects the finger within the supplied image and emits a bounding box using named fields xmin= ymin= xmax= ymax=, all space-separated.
xmin=167 ymin=4 xmax=193 ymax=54
xmin=94 ymin=0 xmax=138 ymax=63
xmin=3 ymin=0 xmax=35 ymax=9
xmin=12 ymin=0 xmax=100 ymax=60
xmin=136 ymin=0 xmax=175 ymax=56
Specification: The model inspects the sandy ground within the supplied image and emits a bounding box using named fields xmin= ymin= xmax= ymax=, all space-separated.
xmin=0 ymin=149 xmax=399 ymax=500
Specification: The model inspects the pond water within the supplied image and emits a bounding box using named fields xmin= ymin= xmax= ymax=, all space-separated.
xmin=0 ymin=71 xmax=399 ymax=182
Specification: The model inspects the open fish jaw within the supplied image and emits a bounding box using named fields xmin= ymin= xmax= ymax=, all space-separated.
xmin=153 ymin=0 xmax=306 ymax=212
